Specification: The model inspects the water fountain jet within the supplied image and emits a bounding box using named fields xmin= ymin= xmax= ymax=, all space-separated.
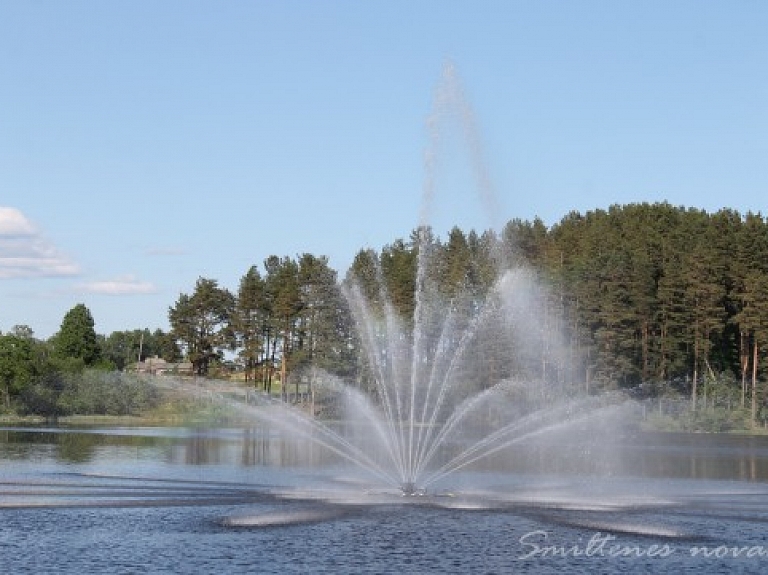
xmin=154 ymin=62 xmax=638 ymax=499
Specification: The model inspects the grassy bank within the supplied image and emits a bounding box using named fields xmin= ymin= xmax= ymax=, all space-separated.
xmin=0 ymin=394 xmax=250 ymax=427
xmin=641 ymin=405 xmax=768 ymax=435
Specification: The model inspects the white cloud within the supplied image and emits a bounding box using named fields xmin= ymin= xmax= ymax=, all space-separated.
xmin=0 ymin=207 xmax=37 ymax=236
xmin=78 ymin=275 xmax=157 ymax=295
xmin=0 ymin=207 xmax=80 ymax=279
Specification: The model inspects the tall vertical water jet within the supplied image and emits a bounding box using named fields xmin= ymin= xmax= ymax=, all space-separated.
xmin=328 ymin=62 xmax=634 ymax=494
xmin=164 ymin=63 xmax=636 ymax=497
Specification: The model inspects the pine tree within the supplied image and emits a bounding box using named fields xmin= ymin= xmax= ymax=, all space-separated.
xmin=234 ymin=266 xmax=266 ymax=384
xmin=168 ymin=278 xmax=235 ymax=376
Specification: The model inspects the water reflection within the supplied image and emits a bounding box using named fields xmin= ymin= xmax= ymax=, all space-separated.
xmin=0 ymin=428 xmax=168 ymax=465
xmin=3 ymin=426 xmax=768 ymax=483
xmin=167 ymin=429 xmax=337 ymax=467
xmin=625 ymin=432 xmax=768 ymax=482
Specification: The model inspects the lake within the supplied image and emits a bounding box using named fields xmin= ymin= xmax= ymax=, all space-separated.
xmin=2 ymin=425 xmax=768 ymax=574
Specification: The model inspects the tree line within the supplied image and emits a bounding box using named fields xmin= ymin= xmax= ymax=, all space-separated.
xmin=165 ymin=203 xmax=768 ymax=421
xmin=2 ymin=202 xmax=768 ymax=425
xmin=506 ymin=203 xmax=768 ymax=426
xmin=0 ymin=305 xmax=164 ymax=417
xmin=167 ymin=254 xmax=354 ymax=401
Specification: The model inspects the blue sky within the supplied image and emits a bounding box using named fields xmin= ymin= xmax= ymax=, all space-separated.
xmin=1 ymin=1 xmax=767 ymax=339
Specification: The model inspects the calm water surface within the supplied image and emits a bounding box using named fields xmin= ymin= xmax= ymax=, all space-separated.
xmin=3 ymin=426 xmax=768 ymax=574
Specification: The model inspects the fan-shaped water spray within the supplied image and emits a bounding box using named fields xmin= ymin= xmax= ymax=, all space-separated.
xmin=159 ymin=261 xmax=635 ymax=497
xmin=157 ymin=63 xmax=636 ymax=496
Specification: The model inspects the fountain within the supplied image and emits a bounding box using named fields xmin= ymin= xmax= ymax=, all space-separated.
xmin=183 ymin=262 xmax=634 ymax=499
xmin=161 ymin=62 xmax=637 ymax=498
xmin=5 ymin=65 xmax=768 ymax=574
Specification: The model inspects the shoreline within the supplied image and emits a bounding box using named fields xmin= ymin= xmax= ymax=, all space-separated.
xmin=1 ymin=412 xmax=768 ymax=436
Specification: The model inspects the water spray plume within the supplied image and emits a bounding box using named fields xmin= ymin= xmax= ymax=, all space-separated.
xmin=160 ymin=63 xmax=635 ymax=497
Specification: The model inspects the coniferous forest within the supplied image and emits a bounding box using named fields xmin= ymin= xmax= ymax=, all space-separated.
xmin=2 ymin=202 xmax=768 ymax=429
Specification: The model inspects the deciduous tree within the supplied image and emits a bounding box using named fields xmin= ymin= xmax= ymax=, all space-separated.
xmin=52 ymin=304 xmax=101 ymax=368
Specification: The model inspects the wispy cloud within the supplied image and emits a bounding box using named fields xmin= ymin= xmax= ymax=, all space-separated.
xmin=77 ymin=274 xmax=157 ymax=295
xmin=0 ymin=207 xmax=80 ymax=279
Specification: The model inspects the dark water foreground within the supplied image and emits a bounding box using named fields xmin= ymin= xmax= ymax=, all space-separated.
xmin=3 ymin=426 xmax=768 ymax=574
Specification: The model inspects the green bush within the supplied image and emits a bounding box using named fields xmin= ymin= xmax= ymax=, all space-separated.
xmin=644 ymin=405 xmax=753 ymax=433
xmin=17 ymin=370 xmax=161 ymax=418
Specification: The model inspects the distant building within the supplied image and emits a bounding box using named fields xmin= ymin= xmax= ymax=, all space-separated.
xmin=130 ymin=356 xmax=193 ymax=376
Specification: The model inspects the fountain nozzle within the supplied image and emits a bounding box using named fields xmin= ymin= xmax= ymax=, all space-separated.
xmin=400 ymin=482 xmax=426 ymax=497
